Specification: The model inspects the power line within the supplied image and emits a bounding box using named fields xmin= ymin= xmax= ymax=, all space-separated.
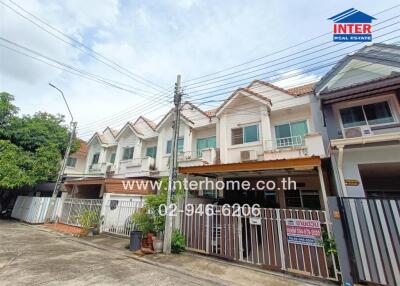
xmin=181 ymin=3 xmax=400 ymax=84
xmin=2 ymin=0 xmax=166 ymax=92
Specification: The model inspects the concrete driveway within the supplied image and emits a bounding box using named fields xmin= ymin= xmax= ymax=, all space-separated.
xmin=0 ymin=220 xmax=325 ymax=286
xmin=0 ymin=220 xmax=219 ymax=286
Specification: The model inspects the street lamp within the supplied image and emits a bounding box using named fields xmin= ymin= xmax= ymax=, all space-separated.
xmin=45 ymin=83 xmax=77 ymax=222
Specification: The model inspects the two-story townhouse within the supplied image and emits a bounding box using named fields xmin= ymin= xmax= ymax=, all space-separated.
xmin=64 ymin=139 xmax=88 ymax=178
xmin=63 ymin=123 xmax=155 ymax=200
xmin=315 ymin=43 xmax=400 ymax=198
xmin=114 ymin=116 xmax=158 ymax=178
xmin=179 ymin=80 xmax=331 ymax=211
xmin=155 ymin=102 xmax=217 ymax=179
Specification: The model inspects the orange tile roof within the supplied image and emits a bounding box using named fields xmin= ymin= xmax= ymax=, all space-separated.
xmin=204 ymin=108 xmax=217 ymax=117
xmin=78 ymin=139 xmax=88 ymax=154
xmin=133 ymin=116 xmax=157 ymax=130
xmin=287 ymin=83 xmax=315 ymax=96
xmin=247 ymin=79 xmax=293 ymax=95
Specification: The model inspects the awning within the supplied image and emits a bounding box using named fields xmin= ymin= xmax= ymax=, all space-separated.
xmin=178 ymin=156 xmax=321 ymax=175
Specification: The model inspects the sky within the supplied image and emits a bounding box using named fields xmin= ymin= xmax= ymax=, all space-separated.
xmin=1 ymin=0 xmax=399 ymax=139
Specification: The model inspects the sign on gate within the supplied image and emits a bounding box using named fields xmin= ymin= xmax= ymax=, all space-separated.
xmin=285 ymin=219 xmax=322 ymax=246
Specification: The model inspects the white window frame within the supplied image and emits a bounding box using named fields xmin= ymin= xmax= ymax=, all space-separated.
xmin=333 ymin=94 xmax=399 ymax=133
xmin=273 ymin=119 xmax=310 ymax=144
xmin=231 ymin=122 xmax=260 ymax=146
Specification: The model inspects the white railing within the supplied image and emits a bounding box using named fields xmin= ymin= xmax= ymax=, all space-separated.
xmin=118 ymin=157 xmax=155 ymax=175
xmin=276 ymin=135 xmax=304 ymax=148
xmin=11 ymin=196 xmax=62 ymax=223
xmin=102 ymin=199 xmax=144 ymax=236
xmin=60 ymin=198 xmax=103 ymax=227
xmin=178 ymin=151 xmax=199 ymax=161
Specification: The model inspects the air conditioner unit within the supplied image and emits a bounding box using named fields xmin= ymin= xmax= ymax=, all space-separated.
xmin=240 ymin=150 xmax=257 ymax=162
xmin=344 ymin=126 xmax=373 ymax=138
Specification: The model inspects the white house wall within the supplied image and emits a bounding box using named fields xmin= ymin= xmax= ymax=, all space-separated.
xmin=332 ymin=145 xmax=400 ymax=197
xmin=85 ymin=138 xmax=102 ymax=173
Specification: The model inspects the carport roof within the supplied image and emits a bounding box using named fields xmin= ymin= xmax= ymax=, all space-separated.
xmin=178 ymin=157 xmax=321 ymax=175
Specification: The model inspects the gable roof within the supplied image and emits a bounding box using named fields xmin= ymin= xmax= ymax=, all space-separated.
xmin=204 ymin=108 xmax=217 ymax=117
xmin=216 ymin=87 xmax=272 ymax=116
xmin=115 ymin=122 xmax=144 ymax=140
xmin=329 ymin=8 xmax=376 ymax=23
xmin=247 ymin=79 xmax=293 ymax=96
xmin=155 ymin=107 xmax=195 ymax=131
xmin=103 ymin=126 xmax=118 ymax=137
xmin=315 ymin=43 xmax=400 ymax=94
xmin=182 ymin=101 xmax=213 ymax=119
xmin=132 ymin=116 xmax=156 ymax=131
xmin=287 ymin=83 xmax=315 ymax=96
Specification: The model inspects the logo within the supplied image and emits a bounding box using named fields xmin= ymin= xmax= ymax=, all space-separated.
xmin=329 ymin=8 xmax=376 ymax=42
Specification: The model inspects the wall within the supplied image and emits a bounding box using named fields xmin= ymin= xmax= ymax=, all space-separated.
xmin=85 ymin=138 xmax=102 ymax=173
xmin=332 ymin=144 xmax=400 ymax=197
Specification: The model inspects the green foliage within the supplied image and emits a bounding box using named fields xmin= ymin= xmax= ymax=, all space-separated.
xmin=77 ymin=210 xmax=100 ymax=231
xmin=321 ymin=229 xmax=337 ymax=255
xmin=0 ymin=92 xmax=78 ymax=189
xmin=171 ymin=229 xmax=185 ymax=254
xmin=131 ymin=177 xmax=184 ymax=236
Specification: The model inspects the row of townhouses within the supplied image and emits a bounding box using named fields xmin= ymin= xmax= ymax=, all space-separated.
xmin=64 ymin=43 xmax=400 ymax=206
xmin=50 ymin=43 xmax=400 ymax=285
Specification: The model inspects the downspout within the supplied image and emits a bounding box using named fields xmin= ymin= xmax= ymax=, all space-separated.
xmin=336 ymin=145 xmax=348 ymax=197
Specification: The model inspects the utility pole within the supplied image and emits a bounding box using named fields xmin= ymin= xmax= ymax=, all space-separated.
xmin=163 ymin=74 xmax=182 ymax=254
xmin=45 ymin=83 xmax=76 ymax=222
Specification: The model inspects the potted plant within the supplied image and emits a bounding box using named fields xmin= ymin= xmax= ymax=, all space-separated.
xmin=132 ymin=208 xmax=153 ymax=248
xmin=76 ymin=210 xmax=100 ymax=236
xmin=171 ymin=229 xmax=185 ymax=254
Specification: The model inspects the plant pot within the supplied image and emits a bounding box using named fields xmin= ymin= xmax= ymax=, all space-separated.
xmin=147 ymin=233 xmax=154 ymax=250
xmin=152 ymin=238 xmax=163 ymax=253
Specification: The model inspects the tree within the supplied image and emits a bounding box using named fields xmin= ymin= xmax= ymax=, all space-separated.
xmin=0 ymin=92 xmax=77 ymax=190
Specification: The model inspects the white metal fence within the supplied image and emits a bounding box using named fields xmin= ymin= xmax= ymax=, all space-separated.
xmin=181 ymin=204 xmax=338 ymax=281
xmin=102 ymin=199 xmax=144 ymax=236
xmin=11 ymin=196 xmax=61 ymax=223
xmin=60 ymin=198 xmax=103 ymax=227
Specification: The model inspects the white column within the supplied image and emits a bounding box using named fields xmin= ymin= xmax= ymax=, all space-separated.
xmin=99 ymin=192 xmax=111 ymax=233
xmin=183 ymin=126 xmax=192 ymax=153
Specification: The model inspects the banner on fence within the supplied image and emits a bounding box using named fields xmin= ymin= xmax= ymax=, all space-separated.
xmin=285 ymin=218 xmax=322 ymax=246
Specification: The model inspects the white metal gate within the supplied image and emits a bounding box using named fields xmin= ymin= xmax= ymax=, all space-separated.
xmin=102 ymin=199 xmax=144 ymax=236
xmin=181 ymin=204 xmax=339 ymax=281
xmin=60 ymin=198 xmax=102 ymax=226
xmin=11 ymin=196 xmax=61 ymax=223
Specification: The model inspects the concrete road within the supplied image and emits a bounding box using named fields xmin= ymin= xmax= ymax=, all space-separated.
xmin=0 ymin=220 xmax=220 ymax=286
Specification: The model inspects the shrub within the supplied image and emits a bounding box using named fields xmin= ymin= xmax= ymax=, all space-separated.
xmin=171 ymin=229 xmax=185 ymax=254
xmin=77 ymin=210 xmax=99 ymax=231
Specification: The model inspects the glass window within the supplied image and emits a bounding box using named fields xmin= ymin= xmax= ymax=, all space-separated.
xmin=244 ymin=125 xmax=259 ymax=143
xmin=275 ymin=120 xmax=308 ymax=147
xmin=340 ymin=101 xmax=394 ymax=128
xmin=146 ymin=146 xmax=157 ymax=158
xmin=110 ymin=153 xmax=116 ymax=163
xmin=364 ymin=102 xmax=394 ymax=125
xmin=231 ymin=124 xmax=259 ymax=145
xmin=340 ymin=106 xmax=366 ymax=128
xmin=92 ymin=153 xmax=100 ymax=164
xmin=166 ymin=138 xmax=184 ymax=154
xmin=66 ymin=157 xmax=77 ymax=167
xmin=285 ymin=190 xmax=321 ymax=210
xmin=122 ymin=147 xmax=134 ymax=160
xmin=197 ymin=136 xmax=216 ymax=156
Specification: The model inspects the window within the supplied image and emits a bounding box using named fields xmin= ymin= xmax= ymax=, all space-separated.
xmin=275 ymin=120 xmax=308 ymax=147
xmin=340 ymin=101 xmax=394 ymax=128
xmin=92 ymin=153 xmax=100 ymax=164
xmin=146 ymin=146 xmax=157 ymax=158
xmin=202 ymin=189 xmax=217 ymax=198
xmin=197 ymin=136 xmax=216 ymax=157
xmin=166 ymin=138 xmax=184 ymax=154
xmin=231 ymin=124 xmax=259 ymax=145
xmin=285 ymin=190 xmax=321 ymax=210
xmin=66 ymin=157 xmax=77 ymax=167
xmin=110 ymin=153 xmax=116 ymax=163
xmin=122 ymin=147 xmax=134 ymax=160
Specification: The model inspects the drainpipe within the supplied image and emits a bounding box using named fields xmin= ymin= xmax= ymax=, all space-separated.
xmin=337 ymin=146 xmax=348 ymax=197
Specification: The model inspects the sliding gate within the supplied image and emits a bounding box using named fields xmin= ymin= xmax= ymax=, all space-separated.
xmin=180 ymin=204 xmax=338 ymax=281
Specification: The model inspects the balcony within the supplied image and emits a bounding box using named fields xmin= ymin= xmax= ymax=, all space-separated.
xmin=178 ymin=148 xmax=218 ymax=167
xmin=88 ymin=163 xmax=114 ymax=175
xmin=264 ymin=133 xmax=325 ymax=160
xmin=117 ymin=157 xmax=156 ymax=177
